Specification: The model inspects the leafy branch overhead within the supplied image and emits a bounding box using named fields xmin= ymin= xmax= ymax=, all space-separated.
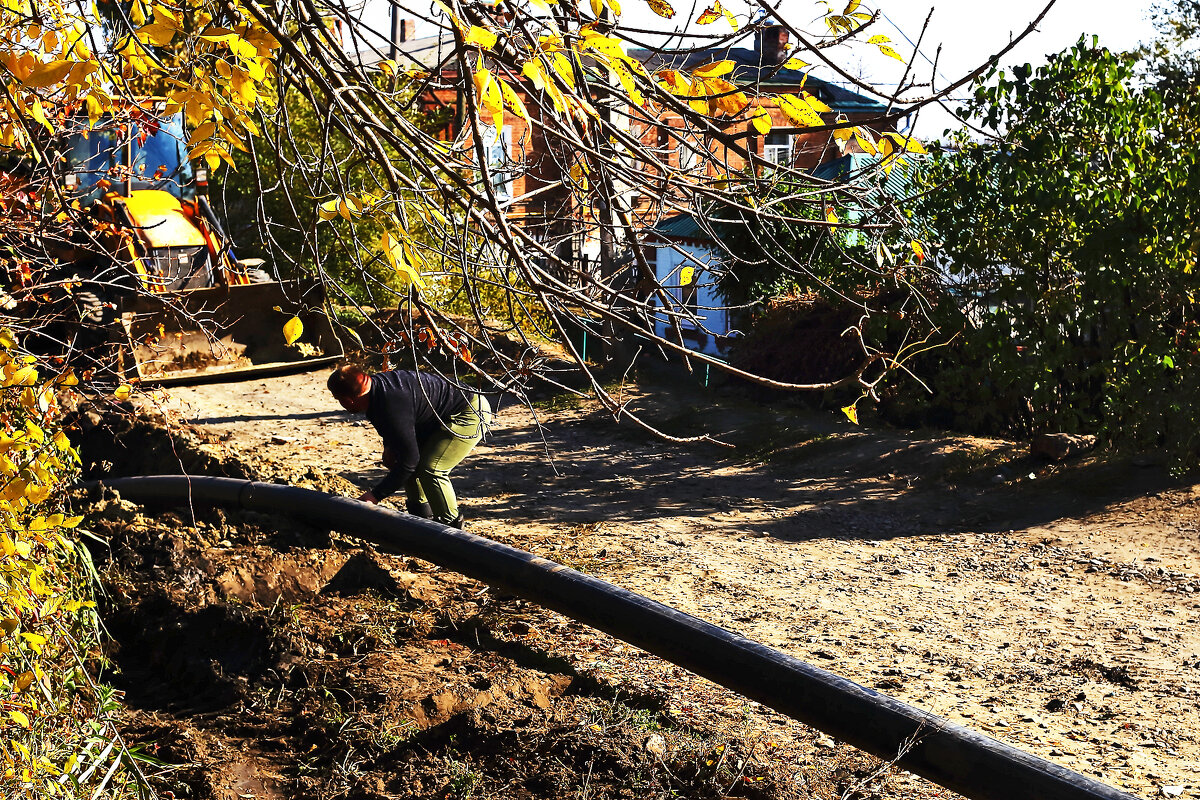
xmin=1 ymin=0 xmax=1047 ymax=442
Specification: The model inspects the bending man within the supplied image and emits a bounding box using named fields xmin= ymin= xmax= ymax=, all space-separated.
xmin=328 ymin=364 xmax=491 ymax=528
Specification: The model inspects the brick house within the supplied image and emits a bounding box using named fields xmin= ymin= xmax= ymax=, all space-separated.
xmin=628 ymin=26 xmax=893 ymax=176
xmin=357 ymin=20 xmax=900 ymax=352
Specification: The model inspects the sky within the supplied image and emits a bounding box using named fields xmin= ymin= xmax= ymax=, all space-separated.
xmin=359 ymin=0 xmax=1164 ymax=137
xmin=828 ymin=0 xmax=1161 ymax=136
xmin=616 ymin=0 xmax=1164 ymax=137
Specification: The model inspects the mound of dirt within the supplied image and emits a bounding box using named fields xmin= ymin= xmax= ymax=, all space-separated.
xmin=725 ymin=293 xmax=889 ymax=387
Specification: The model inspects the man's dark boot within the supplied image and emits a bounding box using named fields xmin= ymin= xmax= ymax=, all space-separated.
xmin=446 ymin=512 xmax=464 ymax=529
xmin=406 ymin=500 xmax=434 ymax=519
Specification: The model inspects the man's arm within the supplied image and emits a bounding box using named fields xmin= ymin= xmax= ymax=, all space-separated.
xmin=370 ymin=409 xmax=421 ymax=500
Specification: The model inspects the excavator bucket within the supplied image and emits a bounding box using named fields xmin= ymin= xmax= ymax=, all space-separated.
xmin=119 ymin=279 xmax=344 ymax=384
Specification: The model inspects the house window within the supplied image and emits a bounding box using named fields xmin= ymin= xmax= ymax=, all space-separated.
xmin=677 ymin=136 xmax=705 ymax=172
xmin=764 ymin=132 xmax=793 ymax=165
xmin=482 ymin=125 xmax=514 ymax=201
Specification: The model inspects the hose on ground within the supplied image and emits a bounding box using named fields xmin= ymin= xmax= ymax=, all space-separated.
xmin=87 ymin=476 xmax=1137 ymax=800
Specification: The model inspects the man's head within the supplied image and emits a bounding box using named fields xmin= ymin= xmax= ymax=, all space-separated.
xmin=328 ymin=364 xmax=371 ymax=412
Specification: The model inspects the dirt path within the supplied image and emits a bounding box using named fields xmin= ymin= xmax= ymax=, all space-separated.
xmin=132 ymin=369 xmax=1200 ymax=800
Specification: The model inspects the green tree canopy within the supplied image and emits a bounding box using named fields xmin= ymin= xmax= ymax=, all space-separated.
xmin=923 ymin=38 xmax=1200 ymax=462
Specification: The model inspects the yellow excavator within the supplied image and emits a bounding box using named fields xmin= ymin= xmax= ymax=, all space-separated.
xmin=55 ymin=109 xmax=342 ymax=384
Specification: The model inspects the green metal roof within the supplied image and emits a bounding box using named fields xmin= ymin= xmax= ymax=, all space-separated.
xmin=811 ymin=152 xmax=924 ymax=199
xmin=652 ymin=213 xmax=708 ymax=241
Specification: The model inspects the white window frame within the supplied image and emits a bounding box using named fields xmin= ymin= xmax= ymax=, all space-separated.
xmin=482 ymin=124 xmax=514 ymax=201
xmin=764 ymin=132 xmax=793 ymax=165
xmin=677 ymin=136 xmax=705 ymax=172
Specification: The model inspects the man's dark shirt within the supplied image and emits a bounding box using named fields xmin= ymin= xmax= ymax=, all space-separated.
xmin=365 ymin=370 xmax=470 ymax=499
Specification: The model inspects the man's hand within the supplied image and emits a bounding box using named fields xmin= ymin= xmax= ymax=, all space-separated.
xmin=382 ymin=446 xmax=396 ymax=469
xmin=357 ymin=490 xmax=378 ymax=504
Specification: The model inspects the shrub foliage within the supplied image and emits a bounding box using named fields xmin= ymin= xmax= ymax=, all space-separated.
xmin=922 ymin=39 xmax=1200 ymax=462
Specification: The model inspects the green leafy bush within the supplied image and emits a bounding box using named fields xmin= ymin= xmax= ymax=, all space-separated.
xmin=921 ymin=38 xmax=1200 ymax=463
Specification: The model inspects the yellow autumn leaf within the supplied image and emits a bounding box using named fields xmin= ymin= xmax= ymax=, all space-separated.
xmin=283 ymin=316 xmax=303 ymax=345
xmin=26 ymin=96 xmax=51 ymax=132
xmin=498 ymin=78 xmax=529 ymax=122
xmin=854 ymin=127 xmax=878 ymax=155
xmin=8 ymin=365 xmax=37 ymax=386
xmin=783 ymin=57 xmax=808 ymax=70
xmin=464 ymin=25 xmax=498 ymax=49
xmin=878 ymin=44 xmax=903 ymax=61
xmin=8 ymin=710 xmax=29 ymax=728
xmin=804 ymin=92 xmax=832 ymax=114
xmin=832 ymin=124 xmax=854 ymax=152
xmin=687 ymin=80 xmax=711 ymax=114
xmin=29 ymin=570 xmax=50 ymax=597
xmin=882 ymin=132 xmax=927 ymax=155
xmin=318 ymin=199 xmax=340 ymax=220
xmin=691 ymin=60 xmax=734 ymax=78
xmin=550 ymin=51 xmax=576 ymax=89
xmin=20 ymin=632 xmax=46 ymax=652
xmin=473 ymin=66 xmax=505 ymax=129
xmin=749 ymin=105 xmax=772 ymax=135
xmin=841 ymin=404 xmax=859 ymax=425
xmin=198 ymin=26 xmax=239 ymax=43
xmin=86 ymin=93 xmax=104 ymax=126
xmin=715 ymin=89 xmax=748 ymax=115
xmin=868 ymin=36 xmax=905 ymax=62
xmin=719 ymin=0 xmax=738 ymax=29
xmin=680 ymin=266 xmax=695 ymax=286
xmin=521 ymin=60 xmax=547 ymax=92
xmin=430 ymin=0 xmax=460 ymax=27
xmin=646 ymin=0 xmax=674 ymax=18
xmin=911 ymin=240 xmax=926 ymax=262
xmin=114 ymin=384 xmax=133 ymax=400
xmin=825 ymin=207 xmax=839 ymax=224
xmin=381 ymin=231 xmax=427 ymax=291
xmin=137 ymin=21 xmax=176 ymax=47
xmin=610 ymin=60 xmax=644 ymax=107
xmin=656 ymin=69 xmax=690 ymax=96
xmin=21 ymin=60 xmax=74 ymax=89
xmin=778 ymin=94 xmax=823 ymax=127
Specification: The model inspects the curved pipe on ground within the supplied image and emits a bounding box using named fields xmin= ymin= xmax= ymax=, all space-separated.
xmin=91 ymin=476 xmax=1136 ymax=800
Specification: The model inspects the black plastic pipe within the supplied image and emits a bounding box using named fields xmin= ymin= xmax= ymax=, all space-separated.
xmin=93 ymin=476 xmax=1138 ymax=800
